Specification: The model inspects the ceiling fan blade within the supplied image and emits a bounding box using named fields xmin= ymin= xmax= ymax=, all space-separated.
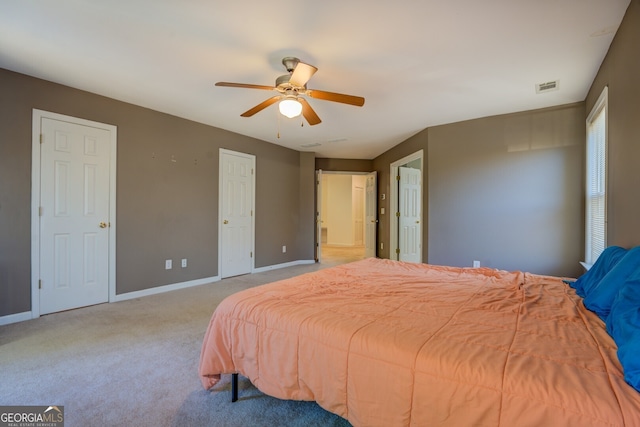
xmin=216 ymin=82 xmax=275 ymax=91
xmin=289 ymin=62 xmax=318 ymax=87
xmin=307 ymin=89 xmax=365 ymax=107
xmin=298 ymin=98 xmax=321 ymax=126
xmin=240 ymin=96 xmax=281 ymax=117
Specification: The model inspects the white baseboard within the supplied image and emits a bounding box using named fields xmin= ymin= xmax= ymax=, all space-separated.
xmin=112 ymin=275 xmax=221 ymax=302
xmin=253 ymin=259 xmax=315 ymax=273
xmin=3 ymin=262 xmax=315 ymax=325
xmin=115 ymin=260 xmax=315 ymax=302
xmin=0 ymin=311 xmax=33 ymax=326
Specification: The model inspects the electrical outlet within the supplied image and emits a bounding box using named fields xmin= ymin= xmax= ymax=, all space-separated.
xmin=282 ymin=245 xmax=286 ymax=253
xmin=181 ymin=258 xmax=187 ymax=268
xmin=473 ymin=260 xmax=480 ymax=268
xmin=165 ymin=259 xmax=172 ymax=270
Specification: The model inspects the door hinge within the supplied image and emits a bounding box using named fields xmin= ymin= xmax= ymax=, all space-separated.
xmin=39 ymin=206 xmax=44 ymax=216
xmin=40 ymin=134 xmax=44 ymax=144
xmin=250 ymin=251 xmax=253 ymax=258
xmin=396 ymin=248 xmax=400 ymax=254
xmin=396 ymin=212 xmax=400 ymax=217
xmin=251 ymin=168 xmax=254 ymax=175
xmin=396 ymin=175 xmax=400 ymax=181
xmin=38 ymin=279 xmax=42 ymax=289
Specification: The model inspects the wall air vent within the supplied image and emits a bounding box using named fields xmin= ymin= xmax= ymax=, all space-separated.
xmin=536 ymin=80 xmax=559 ymax=94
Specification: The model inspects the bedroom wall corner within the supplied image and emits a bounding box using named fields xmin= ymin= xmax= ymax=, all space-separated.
xmin=252 ymin=145 xmax=305 ymax=268
xmin=427 ymin=103 xmax=585 ymax=277
xmin=297 ymin=151 xmax=316 ymax=261
xmin=372 ymin=130 xmax=429 ymax=261
xmin=0 ymin=68 xmax=307 ymax=317
xmin=586 ymin=0 xmax=640 ymax=250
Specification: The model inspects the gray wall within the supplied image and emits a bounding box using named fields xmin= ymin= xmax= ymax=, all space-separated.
xmin=3 ymin=1 xmax=638 ymax=318
xmin=427 ymin=104 xmax=584 ymax=277
xmin=0 ymin=69 xmax=314 ymax=317
xmin=372 ymin=131 xmax=428 ymax=261
xmin=586 ymin=0 xmax=640 ymax=249
xmin=369 ymin=1 xmax=640 ymax=277
xmin=371 ymin=105 xmax=585 ymax=277
xmin=297 ymin=152 xmax=316 ymax=261
xmin=315 ymin=158 xmax=373 ymax=173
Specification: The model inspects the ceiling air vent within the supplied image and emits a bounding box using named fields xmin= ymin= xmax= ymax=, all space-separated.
xmin=536 ymin=80 xmax=559 ymax=94
xmin=327 ymin=137 xmax=348 ymax=143
xmin=300 ymin=142 xmax=321 ymax=148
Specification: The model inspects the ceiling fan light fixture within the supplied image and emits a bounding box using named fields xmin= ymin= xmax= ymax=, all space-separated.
xmin=279 ymin=98 xmax=302 ymax=118
xmin=216 ymin=57 xmax=363 ymax=126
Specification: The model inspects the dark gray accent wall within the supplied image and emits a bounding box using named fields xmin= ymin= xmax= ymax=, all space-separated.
xmin=0 ymin=68 xmax=313 ymax=317
xmin=586 ymin=0 xmax=640 ymax=249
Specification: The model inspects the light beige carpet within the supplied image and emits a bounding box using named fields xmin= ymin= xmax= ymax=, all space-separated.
xmin=320 ymin=245 xmax=366 ymax=265
xmin=0 ymin=262 xmax=353 ymax=426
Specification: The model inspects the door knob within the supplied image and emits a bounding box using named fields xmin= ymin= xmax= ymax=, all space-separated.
xmin=223 ymin=220 xmax=229 ymax=224
xmin=99 ymin=222 xmax=107 ymax=228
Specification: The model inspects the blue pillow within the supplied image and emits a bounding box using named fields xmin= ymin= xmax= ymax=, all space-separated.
xmin=584 ymin=247 xmax=640 ymax=319
xmin=571 ymin=246 xmax=627 ymax=298
xmin=606 ymin=267 xmax=640 ymax=392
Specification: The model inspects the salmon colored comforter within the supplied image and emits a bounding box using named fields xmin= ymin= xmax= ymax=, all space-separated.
xmin=199 ymin=258 xmax=640 ymax=426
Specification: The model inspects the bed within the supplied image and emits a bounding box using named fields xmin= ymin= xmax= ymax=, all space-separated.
xmin=199 ymin=257 xmax=640 ymax=426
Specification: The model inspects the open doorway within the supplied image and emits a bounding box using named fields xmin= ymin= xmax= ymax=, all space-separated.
xmin=317 ymin=171 xmax=376 ymax=265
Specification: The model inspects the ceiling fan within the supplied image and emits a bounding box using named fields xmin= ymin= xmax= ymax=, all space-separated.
xmin=216 ymin=57 xmax=365 ymax=126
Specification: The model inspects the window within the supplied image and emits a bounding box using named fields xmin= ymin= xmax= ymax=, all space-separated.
xmin=585 ymin=87 xmax=608 ymax=265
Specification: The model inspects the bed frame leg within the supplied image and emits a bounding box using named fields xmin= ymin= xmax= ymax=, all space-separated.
xmin=231 ymin=373 xmax=238 ymax=402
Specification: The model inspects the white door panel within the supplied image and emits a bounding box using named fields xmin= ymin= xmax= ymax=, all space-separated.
xmin=353 ymin=184 xmax=364 ymax=246
xmin=220 ymin=150 xmax=254 ymax=278
xmin=399 ymin=167 xmax=421 ymax=263
xmin=40 ymin=118 xmax=111 ymax=314
xmin=316 ymin=170 xmax=323 ymax=261
xmin=365 ymin=172 xmax=377 ymax=258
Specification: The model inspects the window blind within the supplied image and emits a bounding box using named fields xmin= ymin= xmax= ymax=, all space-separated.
xmin=585 ymin=89 xmax=607 ymax=265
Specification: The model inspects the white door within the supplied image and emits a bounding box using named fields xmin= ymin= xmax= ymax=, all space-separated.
xmin=353 ymin=183 xmax=364 ymax=246
xmin=39 ymin=117 xmax=112 ymax=314
xmin=398 ymin=167 xmax=421 ymax=263
xmin=365 ymin=172 xmax=377 ymax=258
xmin=220 ymin=150 xmax=254 ymax=278
xmin=316 ymin=170 xmax=323 ymax=262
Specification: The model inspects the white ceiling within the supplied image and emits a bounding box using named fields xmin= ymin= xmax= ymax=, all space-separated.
xmin=0 ymin=0 xmax=630 ymax=159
